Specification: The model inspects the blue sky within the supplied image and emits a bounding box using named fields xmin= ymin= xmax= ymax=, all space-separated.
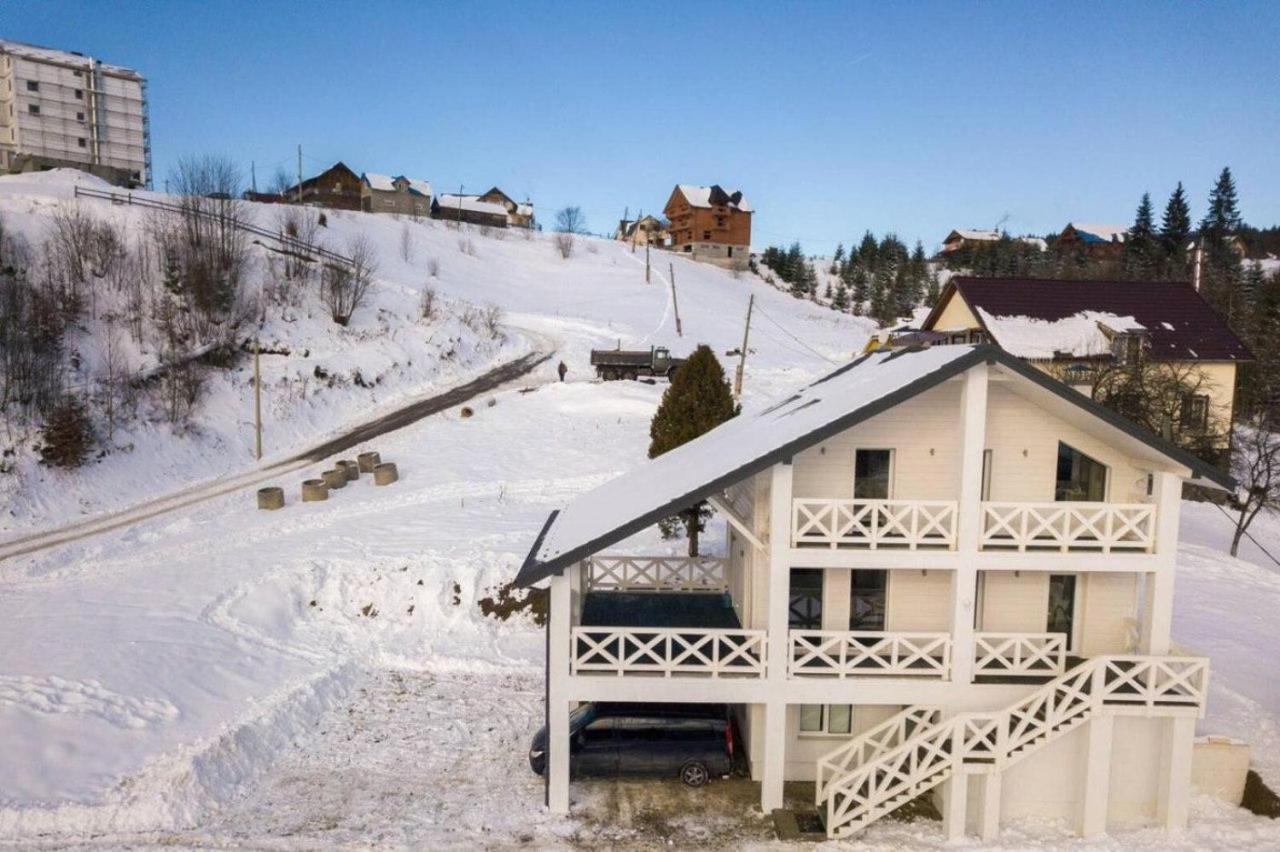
xmin=6 ymin=1 xmax=1278 ymax=253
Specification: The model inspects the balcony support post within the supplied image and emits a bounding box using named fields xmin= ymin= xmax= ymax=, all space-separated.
xmin=940 ymin=774 xmax=969 ymax=840
xmin=951 ymin=362 xmax=988 ymax=685
xmin=1157 ymin=714 xmax=1195 ymax=830
xmin=761 ymin=460 xmax=793 ymax=813
xmin=547 ymin=570 xmax=572 ymax=814
xmin=976 ymin=771 xmax=1002 ymax=841
xmin=1140 ymin=471 xmax=1182 ymax=655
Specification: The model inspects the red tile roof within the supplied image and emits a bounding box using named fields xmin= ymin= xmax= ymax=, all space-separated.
xmin=930 ymin=277 xmax=1252 ymax=362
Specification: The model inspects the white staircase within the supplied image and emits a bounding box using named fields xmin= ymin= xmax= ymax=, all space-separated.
xmin=815 ymin=655 xmax=1209 ymax=840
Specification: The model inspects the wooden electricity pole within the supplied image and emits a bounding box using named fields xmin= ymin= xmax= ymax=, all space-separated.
xmin=669 ymin=263 xmax=683 ymax=336
xmin=734 ymin=294 xmax=754 ymax=397
xmin=296 ymin=145 xmax=303 ymax=204
xmin=645 ymin=242 xmax=651 ymax=282
xmin=253 ymin=336 xmax=262 ymax=460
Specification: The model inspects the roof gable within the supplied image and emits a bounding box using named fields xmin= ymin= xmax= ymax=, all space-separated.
xmin=516 ymin=344 xmax=1233 ymax=587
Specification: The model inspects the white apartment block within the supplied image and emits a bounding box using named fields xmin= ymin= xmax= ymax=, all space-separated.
xmin=517 ymin=344 xmax=1239 ymax=841
xmin=0 ymin=39 xmax=149 ymax=188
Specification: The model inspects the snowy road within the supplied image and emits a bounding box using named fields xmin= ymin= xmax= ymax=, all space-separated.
xmin=0 ymin=348 xmax=552 ymax=563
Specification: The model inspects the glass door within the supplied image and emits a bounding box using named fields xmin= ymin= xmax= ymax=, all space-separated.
xmin=1047 ymin=574 xmax=1077 ymax=650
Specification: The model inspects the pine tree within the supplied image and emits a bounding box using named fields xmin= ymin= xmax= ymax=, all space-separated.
xmin=857 ymin=231 xmax=879 ymax=270
xmin=1125 ymin=192 xmax=1159 ymax=279
xmin=1160 ymin=182 xmax=1192 ymax=253
xmin=1201 ymin=166 xmax=1242 ymax=234
xmin=648 ymin=345 xmax=738 ymax=555
xmin=40 ymin=396 xmax=95 ymax=469
xmin=831 ymin=242 xmax=846 ymax=276
xmin=832 ymin=282 xmax=849 ymax=311
xmin=850 ymin=264 xmax=870 ymax=314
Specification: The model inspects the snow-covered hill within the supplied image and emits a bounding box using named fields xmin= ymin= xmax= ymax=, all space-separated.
xmin=0 ymin=170 xmax=872 ymax=534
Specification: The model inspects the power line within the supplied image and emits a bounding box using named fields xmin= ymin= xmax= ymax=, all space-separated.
xmin=1210 ymin=499 xmax=1280 ymax=569
xmin=751 ymin=304 xmax=842 ymax=364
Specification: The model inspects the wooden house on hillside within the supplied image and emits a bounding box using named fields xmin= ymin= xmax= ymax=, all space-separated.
xmin=663 ymin=183 xmax=752 ymax=269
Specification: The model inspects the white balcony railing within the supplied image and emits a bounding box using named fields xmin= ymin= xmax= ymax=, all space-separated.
xmin=792 ymin=499 xmax=958 ymax=550
xmin=570 ymin=627 xmax=766 ymax=678
xmin=973 ymin=632 xmax=1067 ymax=678
xmin=979 ymin=502 xmax=1156 ymax=553
xmin=583 ymin=555 xmax=727 ymax=593
xmin=788 ymin=630 xmax=951 ymax=678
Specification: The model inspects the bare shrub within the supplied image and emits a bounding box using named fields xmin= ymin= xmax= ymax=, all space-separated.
xmin=426 ymin=256 xmax=440 ymax=277
xmin=419 ymin=286 xmax=437 ymax=321
xmin=399 ymin=223 xmax=413 ymax=262
xmin=0 ymin=227 xmax=63 ymax=435
xmin=457 ymin=237 xmax=476 ymax=256
xmin=322 ymin=235 xmax=377 ymax=325
xmin=478 ymin=225 xmax=492 ymax=238
xmin=481 ymin=304 xmax=503 ymax=339
xmin=554 ymin=232 xmax=575 ymax=259
xmin=276 ymin=205 xmax=320 ymax=283
xmin=166 ymin=155 xmax=251 ymax=329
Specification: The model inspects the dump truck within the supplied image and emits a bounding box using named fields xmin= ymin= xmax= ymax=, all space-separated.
xmin=591 ymin=346 xmax=686 ymax=381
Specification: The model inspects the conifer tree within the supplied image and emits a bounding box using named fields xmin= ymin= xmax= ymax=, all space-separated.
xmin=1160 ymin=182 xmax=1192 ymax=252
xmin=648 ymin=345 xmax=738 ymax=555
xmin=1201 ymin=166 xmax=1242 ymax=234
xmin=1125 ymin=192 xmax=1159 ymax=279
xmin=39 ymin=396 xmax=94 ymax=469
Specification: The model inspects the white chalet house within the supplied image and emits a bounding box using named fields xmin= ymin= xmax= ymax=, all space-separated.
xmin=516 ymin=344 xmax=1235 ymax=841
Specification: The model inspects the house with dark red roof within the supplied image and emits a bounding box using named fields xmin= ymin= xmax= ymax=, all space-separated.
xmin=916 ymin=277 xmax=1251 ymax=451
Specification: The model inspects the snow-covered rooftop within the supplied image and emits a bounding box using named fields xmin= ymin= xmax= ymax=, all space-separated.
xmin=677 ymin=184 xmax=751 ymax=213
xmin=1068 ymin=222 xmax=1128 ymax=244
xmin=436 ymin=194 xmax=506 ymax=216
xmin=977 ymin=308 xmax=1143 ymax=359
xmin=950 ymin=229 xmax=1001 ymax=241
xmin=363 ymin=173 xmax=432 ymax=197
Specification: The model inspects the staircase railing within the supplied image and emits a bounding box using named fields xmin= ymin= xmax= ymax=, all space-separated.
xmin=814 ymin=705 xmax=942 ymax=804
xmin=818 ymin=654 xmax=1208 ymax=839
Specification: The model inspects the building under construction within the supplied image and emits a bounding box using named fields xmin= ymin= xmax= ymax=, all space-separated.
xmin=0 ymin=38 xmax=150 ymax=188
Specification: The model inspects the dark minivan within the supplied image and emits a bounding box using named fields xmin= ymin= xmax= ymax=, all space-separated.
xmin=529 ymin=702 xmax=733 ymax=787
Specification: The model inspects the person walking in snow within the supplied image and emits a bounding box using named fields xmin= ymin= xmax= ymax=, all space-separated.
xmin=557 ymin=361 xmax=568 ymax=382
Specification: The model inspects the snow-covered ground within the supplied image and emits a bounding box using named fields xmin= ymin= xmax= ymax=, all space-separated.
xmin=2 ymin=173 xmax=1278 ymax=848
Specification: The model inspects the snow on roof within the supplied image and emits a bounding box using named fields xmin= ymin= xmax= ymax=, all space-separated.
xmin=0 ymin=38 xmax=139 ymax=78
xmin=950 ymin=229 xmax=1001 ymax=241
xmin=363 ymin=173 xmax=433 ymax=197
xmin=517 ymin=342 xmax=1234 ymax=585
xmin=976 ymin=308 xmax=1145 ymax=359
xmin=677 ymin=184 xmax=751 ymax=213
xmin=1068 ymin=222 xmax=1128 ymax=244
xmin=519 ymin=346 xmax=982 ymax=584
xmin=1019 ymin=237 xmax=1048 ymax=251
xmin=515 ymin=203 xmax=534 ymax=217
xmin=436 ymin=194 xmax=506 ymax=216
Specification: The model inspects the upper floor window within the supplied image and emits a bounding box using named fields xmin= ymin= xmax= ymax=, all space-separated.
xmin=702 ymin=230 xmax=711 ymax=240
xmin=27 ymin=104 xmax=39 ymax=115
xmin=78 ymin=138 xmax=86 ymax=148
xmin=854 ymin=449 xmax=893 ymax=499
xmin=789 ymin=568 xmax=823 ymax=629
xmin=1182 ymin=393 xmax=1210 ymax=431
xmin=25 ymin=80 xmax=38 ymax=92
xmin=1055 ymin=441 xmax=1107 ymax=501
xmin=74 ymin=89 xmax=83 ymax=99
xmin=76 ymin=111 xmax=85 ymax=121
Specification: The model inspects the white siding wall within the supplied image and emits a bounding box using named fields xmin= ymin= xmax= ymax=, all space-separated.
xmin=886 ymin=570 xmax=953 ymax=631
xmin=984 ymin=384 xmax=1149 ymax=504
xmin=792 ymin=382 xmax=963 ymax=501
xmin=1079 ymin=573 xmax=1139 ymax=656
xmin=980 ymin=571 xmax=1050 ymax=632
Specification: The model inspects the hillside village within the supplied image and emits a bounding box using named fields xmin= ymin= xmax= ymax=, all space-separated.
xmin=2 ymin=25 xmax=1280 ymax=852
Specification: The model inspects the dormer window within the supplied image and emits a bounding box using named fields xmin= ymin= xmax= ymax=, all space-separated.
xmin=1112 ymin=333 xmax=1144 ymax=365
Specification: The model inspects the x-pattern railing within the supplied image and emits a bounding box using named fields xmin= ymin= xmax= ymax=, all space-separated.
xmin=570 ymin=627 xmax=766 ymax=677
xmin=791 ymin=499 xmax=958 ymax=549
xmin=815 ymin=706 xmax=942 ymax=804
xmin=789 ymin=631 xmax=951 ymax=678
xmin=820 ymin=653 xmax=1208 ymax=839
xmin=584 ymin=555 xmax=728 ymax=592
xmin=980 ymin=502 xmax=1156 ymax=553
xmin=973 ymin=632 xmax=1068 ymax=678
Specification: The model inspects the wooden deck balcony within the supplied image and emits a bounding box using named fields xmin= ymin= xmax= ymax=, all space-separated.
xmin=789 ymin=499 xmax=1156 ymax=554
xmin=583 ymin=555 xmax=726 ymax=593
xmin=791 ymin=499 xmax=958 ymax=550
xmin=972 ymin=632 xmax=1067 ymax=679
xmin=979 ymin=501 xmax=1156 ymax=553
xmin=788 ymin=631 xmax=952 ymax=678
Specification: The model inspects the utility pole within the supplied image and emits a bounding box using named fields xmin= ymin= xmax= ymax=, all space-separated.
xmin=645 ymin=242 xmax=651 ymax=282
xmin=734 ymin=294 xmax=754 ymax=397
xmin=253 ymin=336 xmax=262 ymax=460
xmin=250 ymin=160 xmax=257 ymax=194
xmin=296 ymin=144 xmax=303 ymax=205
xmin=669 ymin=263 xmax=683 ymax=336
xmin=458 ymin=183 xmax=464 ymax=226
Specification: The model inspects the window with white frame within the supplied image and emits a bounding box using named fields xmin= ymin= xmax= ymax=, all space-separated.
xmin=799 ymin=704 xmax=852 ymax=735
xmin=854 ymin=449 xmax=893 ymax=499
